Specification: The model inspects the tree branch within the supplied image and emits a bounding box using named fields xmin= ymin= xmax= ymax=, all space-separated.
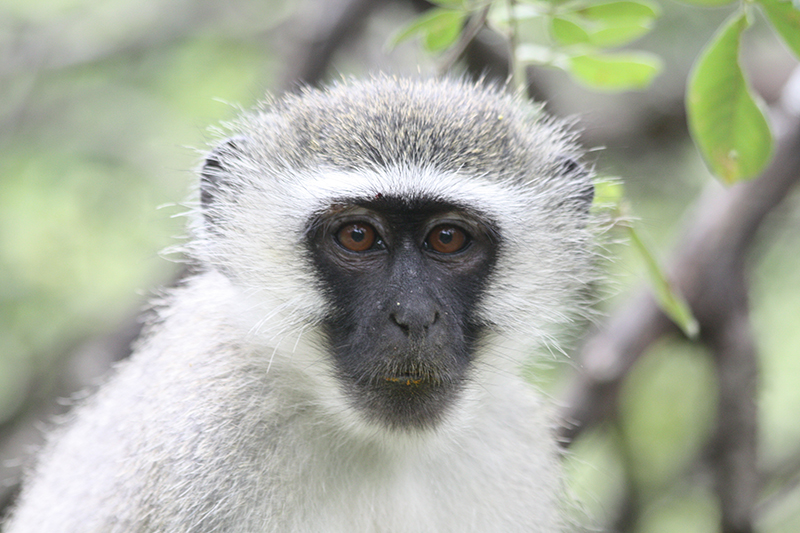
xmin=559 ymin=112 xmax=800 ymax=531
xmin=277 ymin=0 xmax=383 ymax=91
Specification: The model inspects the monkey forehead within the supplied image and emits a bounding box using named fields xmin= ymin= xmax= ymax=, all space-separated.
xmin=280 ymin=165 xmax=546 ymax=228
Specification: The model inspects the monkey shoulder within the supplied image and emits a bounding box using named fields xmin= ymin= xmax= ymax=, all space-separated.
xmin=5 ymin=272 xmax=287 ymax=532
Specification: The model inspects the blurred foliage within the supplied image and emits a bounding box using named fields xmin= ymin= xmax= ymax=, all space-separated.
xmin=400 ymin=0 xmax=800 ymax=184
xmin=1 ymin=0 xmax=799 ymax=531
xmin=0 ymin=0 xmax=281 ymax=422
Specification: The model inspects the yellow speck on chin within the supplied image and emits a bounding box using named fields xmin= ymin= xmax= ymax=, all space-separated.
xmin=384 ymin=376 xmax=424 ymax=386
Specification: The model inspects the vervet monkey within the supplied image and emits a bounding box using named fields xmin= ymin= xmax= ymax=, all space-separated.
xmin=3 ymin=76 xmax=595 ymax=532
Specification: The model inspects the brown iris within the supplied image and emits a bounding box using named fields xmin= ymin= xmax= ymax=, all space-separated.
xmin=337 ymin=222 xmax=377 ymax=252
xmin=426 ymin=225 xmax=468 ymax=254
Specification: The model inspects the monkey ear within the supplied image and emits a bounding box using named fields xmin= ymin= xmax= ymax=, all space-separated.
xmin=556 ymin=156 xmax=594 ymax=212
xmin=201 ymin=137 xmax=249 ymax=207
xmin=200 ymin=137 xmax=249 ymax=226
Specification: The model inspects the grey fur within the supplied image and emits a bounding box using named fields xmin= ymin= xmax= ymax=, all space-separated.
xmin=3 ymin=76 xmax=595 ymax=532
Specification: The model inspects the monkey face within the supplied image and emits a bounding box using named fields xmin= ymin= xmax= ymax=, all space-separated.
xmin=306 ymin=195 xmax=500 ymax=431
xmin=196 ymin=77 xmax=596 ymax=434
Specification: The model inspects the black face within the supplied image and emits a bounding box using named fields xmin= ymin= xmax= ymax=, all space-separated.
xmin=306 ymin=196 xmax=500 ymax=431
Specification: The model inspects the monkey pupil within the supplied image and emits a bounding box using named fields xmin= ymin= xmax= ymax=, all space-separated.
xmin=439 ymin=230 xmax=453 ymax=244
xmin=351 ymin=229 xmax=365 ymax=242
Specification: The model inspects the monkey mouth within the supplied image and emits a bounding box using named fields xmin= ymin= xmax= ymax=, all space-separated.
xmin=335 ymin=348 xmax=471 ymax=430
xmin=357 ymin=368 xmax=461 ymax=431
xmin=383 ymin=374 xmax=426 ymax=386
xmin=379 ymin=363 xmax=446 ymax=388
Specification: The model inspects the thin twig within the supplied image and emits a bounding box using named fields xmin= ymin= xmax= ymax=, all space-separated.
xmin=438 ymin=5 xmax=491 ymax=75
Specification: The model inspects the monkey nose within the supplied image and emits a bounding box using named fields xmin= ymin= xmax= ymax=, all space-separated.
xmin=389 ymin=299 xmax=439 ymax=337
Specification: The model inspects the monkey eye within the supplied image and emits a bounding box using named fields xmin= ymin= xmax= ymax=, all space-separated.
xmin=425 ymin=225 xmax=469 ymax=254
xmin=336 ymin=222 xmax=381 ymax=252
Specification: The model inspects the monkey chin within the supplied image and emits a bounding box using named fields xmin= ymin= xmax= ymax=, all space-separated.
xmin=344 ymin=364 xmax=467 ymax=433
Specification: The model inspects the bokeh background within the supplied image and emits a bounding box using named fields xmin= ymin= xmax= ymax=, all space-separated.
xmin=1 ymin=0 xmax=798 ymax=531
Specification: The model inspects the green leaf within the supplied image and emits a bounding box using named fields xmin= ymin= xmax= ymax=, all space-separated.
xmin=677 ymin=0 xmax=736 ymax=6
xmin=389 ymin=13 xmax=433 ymax=49
xmin=686 ymin=13 xmax=774 ymax=184
xmin=590 ymin=177 xmax=626 ymax=217
xmin=589 ymin=24 xmax=653 ymax=47
xmin=429 ymin=0 xmax=468 ymax=8
xmin=555 ymin=1 xmax=660 ymax=48
xmin=628 ymin=225 xmax=699 ymax=339
xmin=424 ymin=10 xmax=466 ymax=51
xmin=388 ymin=8 xmax=466 ymax=52
xmin=593 ymin=177 xmax=625 ymax=207
xmin=758 ymin=0 xmax=800 ymax=60
xmin=552 ymin=17 xmax=592 ymax=46
xmin=578 ymin=0 xmax=661 ymax=24
xmin=567 ymin=52 xmax=662 ymax=90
